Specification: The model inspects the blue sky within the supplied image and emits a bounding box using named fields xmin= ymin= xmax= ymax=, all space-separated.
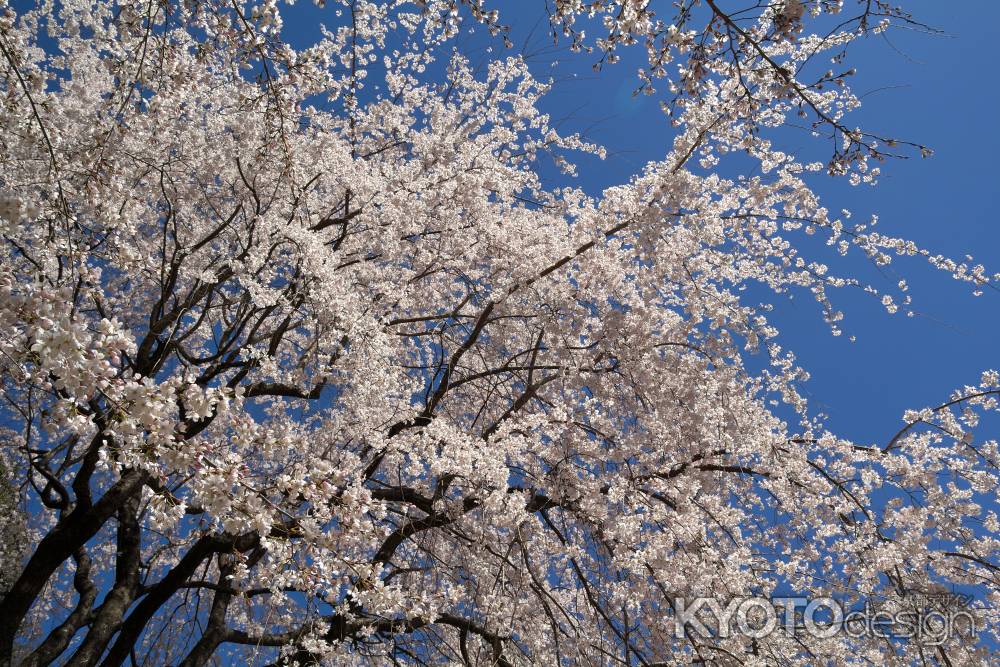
xmin=445 ymin=1 xmax=1000 ymax=446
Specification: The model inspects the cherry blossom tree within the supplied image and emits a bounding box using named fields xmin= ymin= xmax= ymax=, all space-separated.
xmin=0 ymin=0 xmax=997 ymax=665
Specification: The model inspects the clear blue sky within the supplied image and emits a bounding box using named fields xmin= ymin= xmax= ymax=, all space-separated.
xmin=442 ymin=1 xmax=1000 ymax=445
